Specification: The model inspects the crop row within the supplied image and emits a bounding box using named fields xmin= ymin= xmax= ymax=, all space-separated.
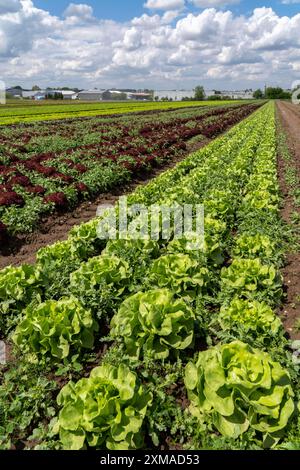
xmin=0 ymin=102 xmax=298 ymax=450
xmin=0 ymin=100 xmax=244 ymax=126
xmin=0 ymin=103 xmax=259 ymax=236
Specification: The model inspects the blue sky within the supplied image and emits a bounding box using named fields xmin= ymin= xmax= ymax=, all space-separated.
xmin=1 ymin=0 xmax=300 ymax=90
xmin=33 ymin=0 xmax=300 ymax=21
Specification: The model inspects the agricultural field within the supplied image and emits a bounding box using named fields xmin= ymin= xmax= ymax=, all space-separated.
xmin=0 ymin=100 xmax=300 ymax=452
xmin=0 ymin=102 xmax=259 ymax=239
xmin=0 ymin=99 xmax=246 ymax=125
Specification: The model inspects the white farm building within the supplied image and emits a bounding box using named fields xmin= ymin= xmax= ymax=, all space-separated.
xmin=154 ymin=90 xmax=195 ymax=101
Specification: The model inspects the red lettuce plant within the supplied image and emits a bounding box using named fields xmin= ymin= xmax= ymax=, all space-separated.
xmin=0 ymin=192 xmax=25 ymax=207
xmin=44 ymin=192 xmax=68 ymax=209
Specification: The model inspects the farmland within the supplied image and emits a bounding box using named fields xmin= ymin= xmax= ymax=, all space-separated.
xmin=0 ymin=100 xmax=246 ymax=125
xmin=0 ymin=102 xmax=259 ymax=240
xmin=0 ymin=100 xmax=300 ymax=451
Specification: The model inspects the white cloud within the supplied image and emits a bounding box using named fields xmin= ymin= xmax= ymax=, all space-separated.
xmin=63 ymin=3 xmax=93 ymax=19
xmin=191 ymin=0 xmax=239 ymax=7
xmin=144 ymin=0 xmax=185 ymax=10
xmin=0 ymin=0 xmax=21 ymax=14
xmin=0 ymin=3 xmax=300 ymax=90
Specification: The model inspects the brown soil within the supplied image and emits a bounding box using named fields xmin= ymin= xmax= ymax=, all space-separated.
xmin=0 ymin=138 xmax=209 ymax=269
xmin=276 ymin=100 xmax=300 ymax=340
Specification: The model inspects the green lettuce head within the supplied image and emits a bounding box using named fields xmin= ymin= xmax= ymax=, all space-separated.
xmin=69 ymin=254 xmax=132 ymax=318
xmin=232 ymin=234 xmax=279 ymax=264
xmin=149 ymin=254 xmax=209 ymax=297
xmin=70 ymin=254 xmax=131 ymax=292
xmin=0 ymin=264 xmax=42 ymax=332
xmin=13 ymin=298 xmax=98 ymax=361
xmin=218 ymin=298 xmax=283 ymax=344
xmin=221 ymin=258 xmax=282 ymax=305
xmin=55 ymin=363 xmax=152 ymax=450
xmin=185 ymin=341 xmax=295 ymax=446
xmin=111 ymin=288 xmax=195 ymax=359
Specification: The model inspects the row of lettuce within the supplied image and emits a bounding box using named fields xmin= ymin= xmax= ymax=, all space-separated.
xmin=0 ymin=100 xmax=235 ymax=126
xmin=0 ymin=101 xmax=299 ymax=450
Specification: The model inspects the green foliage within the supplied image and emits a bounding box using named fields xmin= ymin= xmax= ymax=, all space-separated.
xmin=149 ymin=254 xmax=210 ymax=297
xmin=204 ymin=189 xmax=235 ymax=221
xmin=221 ymin=258 xmax=282 ymax=305
xmin=253 ymin=89 xmax=264 ymax=100
xmin=36 ymin=240 xmax=84 ymax=299
xmin=232 ymin=234 xmax=281 ymax=265
xmin=166 ymin=216 xmax=226 ymax=267
xmin=185 ymin=341 xmax=295 ymax=447
xmin=242 ymin=189 xmax=279 ymax=212
xmin=104 ymin=238 xmax=160 ymax=287
xmin=111 ymin=289 xmax=195 ymax=359
xmin=13 ymin=298 xmax=98 ymax=361
xmin=69 ymin=254 xmax=132 ymax=319
xmin=0 ymin=265 xmax=42 ymax=333
xmin=265 ymin=87 xmax=291 ymax=100
xmin=194 ymin=86 xmax=205 ymax=101
xmin=0 ymin=360 xmax=58 ymax=450
xmin=217 ymin=298 xmax=283 ymax=346
xmin=55 ymin=363 xmax=152 ymax=450
xmin=1 ymin=102 xmax=293 ymax=451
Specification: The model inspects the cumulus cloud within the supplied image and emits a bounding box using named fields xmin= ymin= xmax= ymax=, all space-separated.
xmin=144 ymin=0 xmax=185 ymax=10
xmin=0 ymin=0 xmax=21 ymax=14
xmin=0 ymin=2 xmax=299 ymax=90
xmin=191 ymin=0 xmax=239 ymax=7
xmin=63 ymin=3 xmax=94 ymax=19
xmin=0 ymin=0 xmax=60 ymax=58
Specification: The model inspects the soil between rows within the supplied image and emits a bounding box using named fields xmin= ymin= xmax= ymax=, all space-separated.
xmin=276 ymin=100 xmax=300 ymax=340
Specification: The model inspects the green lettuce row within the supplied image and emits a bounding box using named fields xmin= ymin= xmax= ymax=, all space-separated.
xmin=182 ymin=104 xmax=297 ymax=448
xmin=28 ymin=103 xmax=269 ymax=271
xmin=47 ymin=102 xmax=297 ymax=449
xmin=107 ymin=104 xmax=274 ymax=361
xmin=1 ymin=105 xmax=264 ymax=312
xmin=218 ymin=105 xmax=286 ymax=345
xmin=235 ymin=106 xmax=283 ymax=262
xmin=0 ymin=103 xmax=272 ymax=356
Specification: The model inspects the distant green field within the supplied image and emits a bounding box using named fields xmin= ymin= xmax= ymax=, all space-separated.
xmin=0 ymin=100 xmax=249 ymax=125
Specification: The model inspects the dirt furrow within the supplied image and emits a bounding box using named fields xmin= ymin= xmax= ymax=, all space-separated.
xmin=276 ymin=100 xmax=300 ymax=340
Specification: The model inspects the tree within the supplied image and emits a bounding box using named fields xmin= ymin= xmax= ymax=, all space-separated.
xmin=45 ymin=92 xmax=63 ymax=100
xmin=116 ymin=92 xmax=127 ymax=101
xmin=32 ymin=85 xmax=41 ymax=91
xmin=253 ymin=89 xmax=264 ymax=99
xmin=102 ymin=91 xmax=112 ymax=100
xmin=265 ymin=87 xmax=291 ymax=100
xmin=207 ymin=95 xmax=222 ymax=101
xmin=194 ymin=86 xmax=205 ymax=101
